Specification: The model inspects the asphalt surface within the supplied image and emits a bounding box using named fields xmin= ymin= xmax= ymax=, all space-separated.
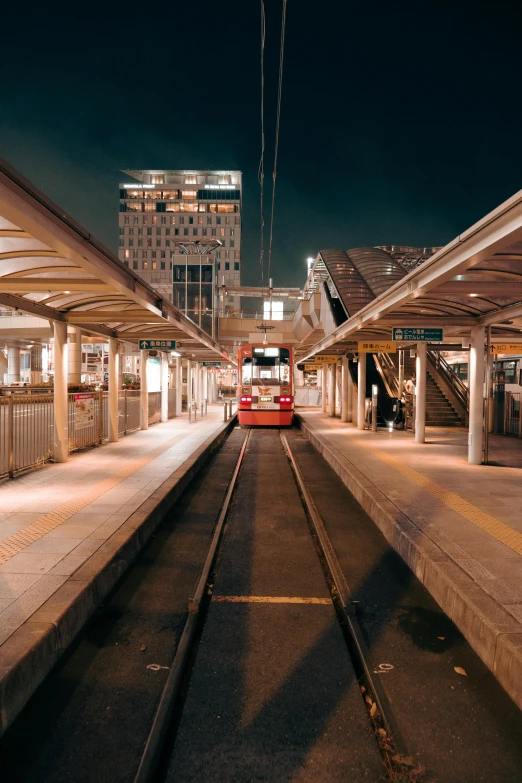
xmin=284 ymin=428 xmax=522 ymax=783
xmin=0 ymin=428 xmax=246 ymax=783
xmin=166 ymin=429 xmax=383 ymax=782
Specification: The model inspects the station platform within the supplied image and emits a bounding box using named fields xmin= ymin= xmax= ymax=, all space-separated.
xmin=0 ymin=405 xmax=235 ymax=734
xmin=297 ymin=411 xmax=522 ymax=711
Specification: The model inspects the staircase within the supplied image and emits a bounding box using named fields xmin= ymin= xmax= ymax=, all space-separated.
xmin=403 ymin=355 xmax=463 ymax=427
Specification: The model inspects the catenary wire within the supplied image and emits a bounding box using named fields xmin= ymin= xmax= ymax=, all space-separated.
xmin=267 ymin=0 xmax=288 ymax=286
xmin=258 ymin=0 xmax=266 ymax=286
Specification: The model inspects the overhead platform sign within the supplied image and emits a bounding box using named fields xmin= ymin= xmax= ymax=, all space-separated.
xmin=358 ymin=341 xmax=396 ymax=353
xmin=490 ymin=343 xmax=522 ymax=354
xmin=392 ymin=328 xmax=444 ymax=341
xmin=303 ymin=364 xmax=321 ymax=371
xmin=139 ymin=339 xmax=176 ymax=350
xmin=202 ymin=362 xmax=222 ymax=367
xmin=313 ymin=355 xmax=340 ymax=363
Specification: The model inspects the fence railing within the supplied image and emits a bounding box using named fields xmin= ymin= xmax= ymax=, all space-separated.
xmin=295 ymin=387 xmax=322 ymax=407
xmin=0 ymin=388 xmax=179 ymax=479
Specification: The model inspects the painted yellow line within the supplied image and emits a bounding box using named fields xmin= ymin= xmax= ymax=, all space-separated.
xmin=320 ymin=418 xmax=522 ymax=556
xmin=0 ymin=434 xmax=186 ymax=566
xmin=213 ymin=596 xmax=332 ymax=604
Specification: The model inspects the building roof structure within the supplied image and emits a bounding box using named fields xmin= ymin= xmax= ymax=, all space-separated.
xmin=0 ymin=159 xmax=234 ymax=363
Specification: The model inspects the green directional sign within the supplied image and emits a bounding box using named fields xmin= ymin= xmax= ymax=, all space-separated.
xmin=139 ymin=339 xmax=176 ymax=350
xmin=202 ymin=362 xmax=222 ymax=367
xmin=392 ymin=328 xmax=444 ymax=342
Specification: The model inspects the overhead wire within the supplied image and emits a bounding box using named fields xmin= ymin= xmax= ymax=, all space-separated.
xmin=266 ymin=0 xmax=288 ymax=287
xmin=258 ymin=0 xmax=266 ymax=286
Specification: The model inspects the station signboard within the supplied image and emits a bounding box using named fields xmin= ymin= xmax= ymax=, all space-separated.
xmin=139 ymin=339 xmax=176 ymax=350
xmin=358 ymin=341 xmax=396 ymax=353
xmin=489 ymin=343 xmax=522 ymax=355
xmin=202 ymin=362 xmax=222 ymax=367
xmin=303 ymin=364 xmax=321 ymax=371
xmin=313 ymin=355 xmax=340 ymax=363
xmin=392 ymin=328 xmax=444 ymax=341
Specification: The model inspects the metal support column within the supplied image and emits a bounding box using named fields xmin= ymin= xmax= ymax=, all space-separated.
xmin=109 ymin=337 xmax=119 ymax=442
xmin=161 ymin=352 xmax=169 ymax=423
xmin=140 ymin=349 xmax=149 ymax=430
xmin=469 ymin=325 xmax=485 ymax=465
xmin=398 ymin=349 xmax=404 ymax=397
xmin=7 ymin=346 xmax=20 ymax=384
xmin=357 ymin=354 xmax=366 ymax=430
xmin=67 ymin=327 xmax=82 ymax=384
xmin=322 ymin=366 xmax=328 ymax=413
xmin=329 ymin=363 xmax=336 ymax=417
xmin=175 ymin=357 xmax=182 ymax=416
xmin=341 ymin=357 xmax=349 ymax=422
xmin=53 ymin=321 xmax=68 ymax=462
xmin=415 ymin=342 xmax=427 ymax=444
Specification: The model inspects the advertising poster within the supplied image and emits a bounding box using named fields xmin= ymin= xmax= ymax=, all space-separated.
xmin=74 ymin=393 xmax=95 ymax=429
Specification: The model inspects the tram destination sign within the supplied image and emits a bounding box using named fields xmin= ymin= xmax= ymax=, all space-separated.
xmin=358 ymin=341 xmax=396 ymax=353
xmin=139 ymin=339 xmax=176 ymax=350
xmin=392 ymin=328 xmax=444 ymax=342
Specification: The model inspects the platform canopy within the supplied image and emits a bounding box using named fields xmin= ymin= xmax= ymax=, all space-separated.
xmin=302 ymin=190 xmax=522 ymax=360
xmin=0 ymin=159 xmax=233 ymax=364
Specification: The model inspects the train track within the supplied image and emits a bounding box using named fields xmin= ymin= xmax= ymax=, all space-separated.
xmin=134 ymin=428 xmax=416 ymax=783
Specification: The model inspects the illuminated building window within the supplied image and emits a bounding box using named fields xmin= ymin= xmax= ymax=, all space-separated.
xmin=143 ymin=261 xmax=148 ymax=270
xmin=198 ymin=216 xmax=203 ymax=224
xmin=144 ymin=202 xmax=156 ymax=212
xmin=151 ymin=174 xmax=164 ymax=184
xmin=171 ymin=216 xmax=177 ymax=225
xmin=166 ymin=203 xmax=180 ymax=212
xmin=217 ymin=204 xmax=235 ymax=213
xmin=230 ymin=228 xmax=234 ymax=236
xmin=185 ymin=175 xmax=196 ymax=184
xmin=124 ymin=249 xmax=130 ymax=259
xmin=152 ymin=261 xmax=157 ymax=270
xmin=235 ymin=251 xmax=240 ymax=259
xmin=220 ymin=228 xmax=225 ymax=236
xmin=181 ymin=190 xmax=196 ymax=199
xmin=209 ymin=203 xmax=217 ymax=212
xmin=198 ymin=202 xmax=206 ymax=212
xmin=152 ymin=216 xmax=157 ymax=224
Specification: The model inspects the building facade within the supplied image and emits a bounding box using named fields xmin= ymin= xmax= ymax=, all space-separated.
xmin=118 ymin=170 xmax=242 ymax=335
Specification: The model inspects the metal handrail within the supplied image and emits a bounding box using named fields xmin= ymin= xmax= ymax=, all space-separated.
xmin=428 ymin=351 xmax=469 ymax=410
xmin=374 ymin=353 xmax=399 ymax=398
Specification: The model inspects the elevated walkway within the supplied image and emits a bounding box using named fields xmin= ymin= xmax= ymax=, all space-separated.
xmin=297 ymin=411 xmax=522 ymax=710
xmin=0 ymin=406 xmax=235 ymax=734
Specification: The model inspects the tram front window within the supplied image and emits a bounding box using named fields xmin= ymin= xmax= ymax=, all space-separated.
xmin=242 ymin=347 xmax=290 ymax=386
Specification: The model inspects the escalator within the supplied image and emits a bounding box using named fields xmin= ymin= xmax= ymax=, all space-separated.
xmin=348 ymin=354 xmax=402 ymax=428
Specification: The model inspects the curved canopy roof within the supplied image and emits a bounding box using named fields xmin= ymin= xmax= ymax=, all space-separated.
xmin=304 ymin=191 xmax=522 ymax=359
xmin=0 ymin=159 xmax=233 ymax=363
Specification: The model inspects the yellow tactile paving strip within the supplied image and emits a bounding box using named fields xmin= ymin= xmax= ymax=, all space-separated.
xmin=213 ymin=596 xmax=332 ymax=604
xmin=319 ymin=418 xmax=522 ymax=556
xmin=0 ymin=434 xmax=185 ymax=566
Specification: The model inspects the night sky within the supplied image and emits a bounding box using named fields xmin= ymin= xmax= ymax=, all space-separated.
xmin=2 ymin=1 xmax=522 ymax=287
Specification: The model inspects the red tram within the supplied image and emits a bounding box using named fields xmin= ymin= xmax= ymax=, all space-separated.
xmin=237 ymin=343 xmax=294 ymax=426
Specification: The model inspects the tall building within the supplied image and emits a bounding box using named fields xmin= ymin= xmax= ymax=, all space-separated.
xmin=118 ymin=170 xmax=242 ymax=335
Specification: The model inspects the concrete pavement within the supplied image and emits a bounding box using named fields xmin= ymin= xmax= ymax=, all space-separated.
xmin=0 ymin=405 xmax=235 ymax=734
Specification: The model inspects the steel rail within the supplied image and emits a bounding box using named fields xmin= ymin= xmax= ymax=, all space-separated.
xmin=279 ymin=430 xmax=409 ymax=757
xmin=134 ymin=429 xmax=251 ymax=783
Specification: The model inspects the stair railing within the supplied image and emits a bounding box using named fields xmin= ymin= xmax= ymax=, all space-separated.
xmin=428 ymin=351 xmax=469 ymax=411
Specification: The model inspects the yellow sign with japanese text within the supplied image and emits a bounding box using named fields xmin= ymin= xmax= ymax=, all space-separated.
xmin=303 ymin=364 xmax=321 ymax=371
xmin=490 ymin=343 xmax=522 ymax=355
xmin=313 ymin=355 xmax=340 ymax=363
xmin=358 ymin=341 xmax=396 ymax=353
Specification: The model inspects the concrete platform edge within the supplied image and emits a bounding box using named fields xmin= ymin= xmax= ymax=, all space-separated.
xmin=296 ymin=414 xmax=522 ymax=711
xmin=0 ymin=416 xmax=237 ymax=736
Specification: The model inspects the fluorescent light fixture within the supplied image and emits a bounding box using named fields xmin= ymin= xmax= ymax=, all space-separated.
xmin=170 ymin=351 xmax=181 ymax=357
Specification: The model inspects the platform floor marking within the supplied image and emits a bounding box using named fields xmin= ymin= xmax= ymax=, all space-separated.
xmin=213 ymin=596 xmax=332 ymax=604
xmin=0 ymin=433 xmax=186 ymax=566
xmin=318 ymin=419 xmax=522 ymax=556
